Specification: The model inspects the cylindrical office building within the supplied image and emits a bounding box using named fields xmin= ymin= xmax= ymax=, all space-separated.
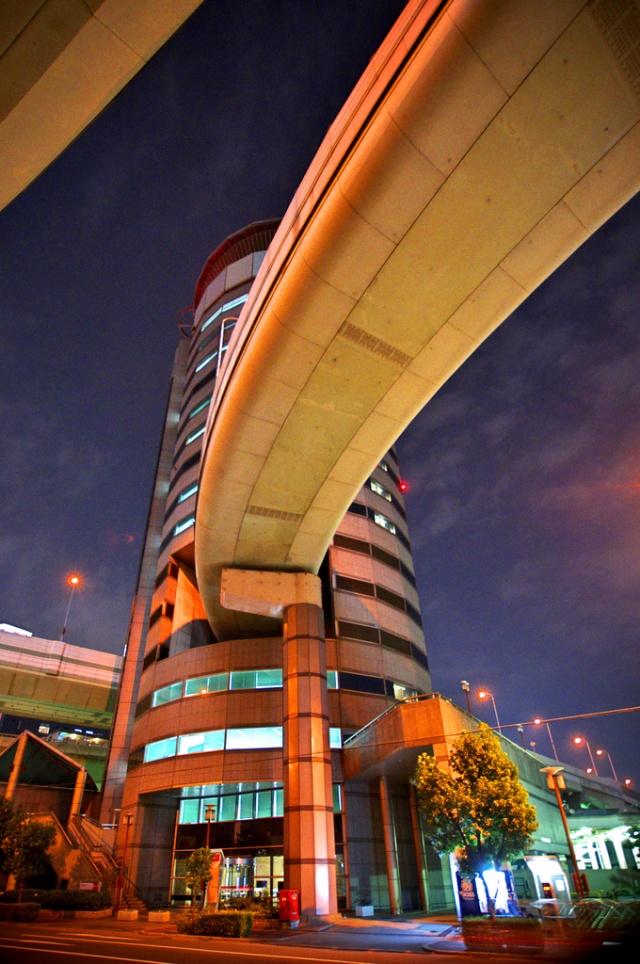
xmin=102 ymin=221 xmax=431 ymax=911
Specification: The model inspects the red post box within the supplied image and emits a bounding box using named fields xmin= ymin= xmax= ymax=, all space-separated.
xmin=279 ymin=889 xmax=300 ymax=922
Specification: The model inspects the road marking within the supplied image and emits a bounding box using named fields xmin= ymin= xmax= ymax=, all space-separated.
xmin=9 ymin=940 xmax=73 ymax=946
xmin=0 ymin=938 xmax=394 ymax=963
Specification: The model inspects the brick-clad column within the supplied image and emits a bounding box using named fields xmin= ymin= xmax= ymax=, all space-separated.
xmin=282 ymin=601 xmax=337 ymax=919
xmin=380 ymin=774 xmax=401 ymax=914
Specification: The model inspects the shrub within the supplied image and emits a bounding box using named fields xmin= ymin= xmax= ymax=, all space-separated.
xmin=222 ymin=896 xmax=277 ymax=918
xmin=0 ymin=902 xmax=41 ymax=922
xmin=0 ymin=889 xmax=111 ymax=910
xmin=178 ymin=909 xmax=253 ymax=936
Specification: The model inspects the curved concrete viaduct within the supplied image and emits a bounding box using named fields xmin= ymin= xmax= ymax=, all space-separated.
xmin=0 ymin=0 xmax=204 ymax=211
xmin=196 ymin=0 xmax=640 ymax=642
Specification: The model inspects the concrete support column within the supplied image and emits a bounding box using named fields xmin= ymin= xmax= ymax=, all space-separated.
xmin=379 ymin=775 xmax=401 ymax=914
xmin=219 ymin=568 xmax=337 ymax=920
xmin=5 ymin=730 xmax=28 ymax=800
xmin=283 ymin=601 xmax=337 ymax=920
xmin=409 ymin=784 xmax=429 ymax=911
xmin=69 ymin=767 xmax=87 ymax=821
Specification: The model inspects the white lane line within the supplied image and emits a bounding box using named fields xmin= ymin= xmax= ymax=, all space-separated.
xmin=8 ymin=939 xmax=73 ymax=945
xmin=0 ymin=938 xmax=379 ymax=963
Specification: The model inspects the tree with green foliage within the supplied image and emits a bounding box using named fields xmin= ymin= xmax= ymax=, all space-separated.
xmin=1 ymin=797 xmax=57 ymax=899
xmin=185 ymin=847 xmax=213 ymax=908
xmin=413 ymin=723 xmax=538 ymax=916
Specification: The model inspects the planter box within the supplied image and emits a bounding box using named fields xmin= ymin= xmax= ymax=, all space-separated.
xmin=148 ymin=911 xmax=171 ymax=923
xmin=355 ymin=905 xmax=374 ymax=917
xmin=117 ymin=909 xmax=139 ymax=921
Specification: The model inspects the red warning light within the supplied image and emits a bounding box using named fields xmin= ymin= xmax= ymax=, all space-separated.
xmin=399 ymin=479 xmax=409 ymax=493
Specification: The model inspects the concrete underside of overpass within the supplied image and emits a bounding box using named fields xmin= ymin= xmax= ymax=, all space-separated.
xmin=0 ymin=0 xmax=204 ymax=211
xmin=196 ymin=0 xmax=640 ymax=641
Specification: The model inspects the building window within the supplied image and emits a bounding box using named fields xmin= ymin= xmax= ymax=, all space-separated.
xmin=369 ymin=479 xmax=392 ymax=501
xmin=185 ymin=425 xmax=206 ymax=445
xmin=225 ymin=727 xmax=283 ymax=750
xmin=143 ymin=737 xmax=177 ymax=763
xmin=177 ymin=730 xmax=224 ymax=755
xmin=177 ymin=483 xmax=198 ymax=504
xmin=173 ymin=516 xmax=195 ymax=537
xmin=152 ymin=682 xmax=183 ymax=707
xmin=200 ymin=293 xmax=248 ymax=334
xmin=194 ymin=351 xmax=217 ymax=374
xmin=329 ymin=728 xmax=342 ymax=749
xmin=373 ymin=511 xmax=396 ymax=534
xmin=184 ymin=673 xmax=228 ymax=696
xmin=393 ymin=682 xmax=418 ymax=701
xmin=378 ymin=460 xmax=388 ymax=472
xmin=229 ymin=669 xmax=282 ymax=690
xmin=327 ymin=670 xmax=338 ymax=689
xmin=187 ymin=396 xmax=211 ymax=420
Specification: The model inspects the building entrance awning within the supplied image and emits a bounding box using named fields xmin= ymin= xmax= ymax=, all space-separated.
xmin=0 ymin=729 xmax=97 ymax=791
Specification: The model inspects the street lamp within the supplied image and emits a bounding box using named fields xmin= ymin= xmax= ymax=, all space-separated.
xmin=574 ymin=736 xmax=598 ymax=775
xmin=540 ymin=766 xmax=587 ymax=900
xmin=114 ymin=812 xmax=133 ymax=915
xmin=534 ymin=718 xmax=559 ymax=762
xmin=60 ymin=573 xmax=82 ymax=641
xmin=596 ymin=748 xmax=618 ymax=781
xmin=460 ymin=680 xmax=471 ymax=714
xmin=478 ymin=689 xmax=502 ymax=731
xmin=517 ymin=725 xmax=526 ymax=749
xmin=204 ymin=804 xmax=216 ymax=849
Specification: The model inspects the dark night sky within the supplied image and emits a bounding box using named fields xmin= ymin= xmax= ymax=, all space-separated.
xmin=0 ymin=1 xmax=638 ymax=785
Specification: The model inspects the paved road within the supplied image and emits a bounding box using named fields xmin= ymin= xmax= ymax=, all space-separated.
xmin=0 ymin=914 xmax=634 ymax=962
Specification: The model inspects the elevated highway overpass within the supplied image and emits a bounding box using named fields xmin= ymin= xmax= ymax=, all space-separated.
xmin=0 ymin=0 xmax=204 ymax=211
xmin=196 ymin=0 xmax=640 ymax=641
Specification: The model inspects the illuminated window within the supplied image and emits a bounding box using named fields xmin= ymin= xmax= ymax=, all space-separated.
xmin=143 ymin=737 xmax=177 ymax=763
xmin=393 ymin=682 xmax=418 ymax=701
xmin=194 ymin=351 xmax=217 ymax=374
xmin=185 ymin=425 xmax=206 ymax=445
xmin=177 ymin=483 xmax=198 ymax=504
xmin=177 ymin=730 xmax=224 ymax=755
xmin=333 ymin=784 xmax=343 ymax=812
xmin=225 ymin=727 xmax=283 ymax=750
xmin=187 ymin=396 xmax=211 ymax=420
xmin=379 ymin=460 xmax=388 ymax=472
xmin=327 ymin=670 xmax=338 ymax=689
xmin=373 ymin=512 xmax=396 ymax=534
xmin=220 ymin=793 xmax=238 ymax=821
xmin=201 ymin=294 xmax=248 ymax=333
xmin=329 ymin=728 xmax=342 ymax=749
xmin=230 ymin=669 xmax=282 ymax=690
xmin=255 ymin=790 xmax=273 ymax=818
xmin=173 ymin=516 xmax=195 ymax=537
xmin=179 ymin=799 xmax=199 ymax=823
xmin=152 ymin=682 xmax=183 ymax=706
xmin=184 ymin=673 xmax=228 ymax=696
xmin=370 ymin=479 xmax=392 ymax=501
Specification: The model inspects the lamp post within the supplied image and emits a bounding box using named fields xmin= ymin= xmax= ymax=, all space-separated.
xmin=460 ymin=680 xmax=472 ymax=714
xmin=517 ymin=725 xmax=526 ymax=749
xmin=478 ymin=689 xmax=502 ymax=731
xmin=596 ymin=749 xmax=618 ymax=781
xmin=574 ymin=737 xmax=598 ymax=775
xmin=534 ymin=718 xmax=559 ymax=762
xmin=205 ymin=804 xmax=215 ymax=849
xmin=60 ymin=573 xmax=82 ymax=640
xmin=540 ymin=766 xmax=586 ymax=900
xmin=114 ymin=812 xmax=133 ymax=915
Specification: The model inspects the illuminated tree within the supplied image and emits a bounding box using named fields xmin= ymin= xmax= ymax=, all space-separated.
xmin=0 ymin=799 xmax=56 ymax=899
xmin=185 ymin=847 xmax=213 ymax=908
xmin=413 ymin=723 xmax=538 ymax=916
